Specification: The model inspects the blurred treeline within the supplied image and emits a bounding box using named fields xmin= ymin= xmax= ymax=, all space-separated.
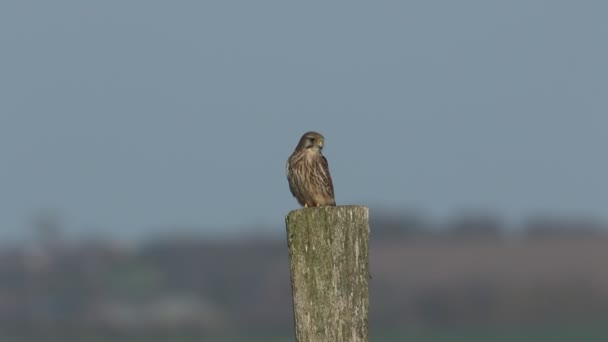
xmin=0 ymin=210 xmax=607 ymax=338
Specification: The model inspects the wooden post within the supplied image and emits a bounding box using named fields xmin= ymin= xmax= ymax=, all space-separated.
xmin=285 ymin=205 xmax=370 ymax=342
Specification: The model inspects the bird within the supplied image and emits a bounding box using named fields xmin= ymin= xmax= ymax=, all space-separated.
xmin=286 ymin=131 xmax=336 ymax=207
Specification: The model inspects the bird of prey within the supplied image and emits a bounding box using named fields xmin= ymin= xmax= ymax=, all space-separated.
xmin=286 ymin=131 xmax=336 ymax=207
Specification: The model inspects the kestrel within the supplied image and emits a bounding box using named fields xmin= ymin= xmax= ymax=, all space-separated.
xmin=287 ymin=131 xmax=336 ymax=207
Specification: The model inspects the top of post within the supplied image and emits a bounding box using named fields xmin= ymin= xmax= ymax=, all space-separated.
xmin=286 ymin=205 xmax=369 ymax=222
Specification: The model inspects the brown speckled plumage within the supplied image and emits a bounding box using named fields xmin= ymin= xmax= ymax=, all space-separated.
xmin=287 ymin=131 xmax=336 ymax=207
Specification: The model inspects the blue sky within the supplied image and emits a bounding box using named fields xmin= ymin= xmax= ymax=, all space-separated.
xmin=1 ymin=1 xmax=607 ymax=239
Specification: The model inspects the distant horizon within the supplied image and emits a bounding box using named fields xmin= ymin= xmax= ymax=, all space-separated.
xmin=4 ymin=204 xmax=606 ymax=244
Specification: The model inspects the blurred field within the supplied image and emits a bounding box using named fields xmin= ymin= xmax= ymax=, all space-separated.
xmin=1 ymin=211 xmax=607 ymax=340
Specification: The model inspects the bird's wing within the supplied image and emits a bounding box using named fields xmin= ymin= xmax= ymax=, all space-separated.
xmin=286 ymin=162 xmax=298 ymax=195
xmin=320 ymin=155 xmax=335 ymax=200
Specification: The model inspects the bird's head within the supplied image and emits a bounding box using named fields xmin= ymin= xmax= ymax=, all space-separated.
xmin=296 ymin=131 xmax=325 ymax=152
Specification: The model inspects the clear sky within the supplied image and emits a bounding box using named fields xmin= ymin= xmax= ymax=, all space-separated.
xmin=1 ymin=1 xmax=607 ymax=239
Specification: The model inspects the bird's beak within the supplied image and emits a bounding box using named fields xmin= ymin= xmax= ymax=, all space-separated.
xmin=316 ymin=141 xmax=324 ymax=149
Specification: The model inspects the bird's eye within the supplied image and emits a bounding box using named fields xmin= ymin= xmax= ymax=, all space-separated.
xmin=308 ymin=137 xmax=315 ymax=142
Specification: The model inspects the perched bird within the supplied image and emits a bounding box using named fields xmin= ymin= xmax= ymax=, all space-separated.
xmin=286 ymin=131 xmax=336 ymax=207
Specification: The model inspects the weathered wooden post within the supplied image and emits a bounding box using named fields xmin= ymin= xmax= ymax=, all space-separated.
xmin=286 ymin=205 xmax=370 ymax=342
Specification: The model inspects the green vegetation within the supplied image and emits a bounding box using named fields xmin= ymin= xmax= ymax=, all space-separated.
xmin=3 ymin=325 xmax=608 ymax=342
xmin=375 ymin=325 xmax=608 ymax=342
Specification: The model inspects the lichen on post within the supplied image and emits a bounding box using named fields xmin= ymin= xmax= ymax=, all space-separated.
xmin=285 ymin=205 xmax=370 ymax=342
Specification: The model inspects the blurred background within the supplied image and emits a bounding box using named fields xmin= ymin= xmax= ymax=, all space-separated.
xmin=1 ymin=1 xmax=607 ymax=341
